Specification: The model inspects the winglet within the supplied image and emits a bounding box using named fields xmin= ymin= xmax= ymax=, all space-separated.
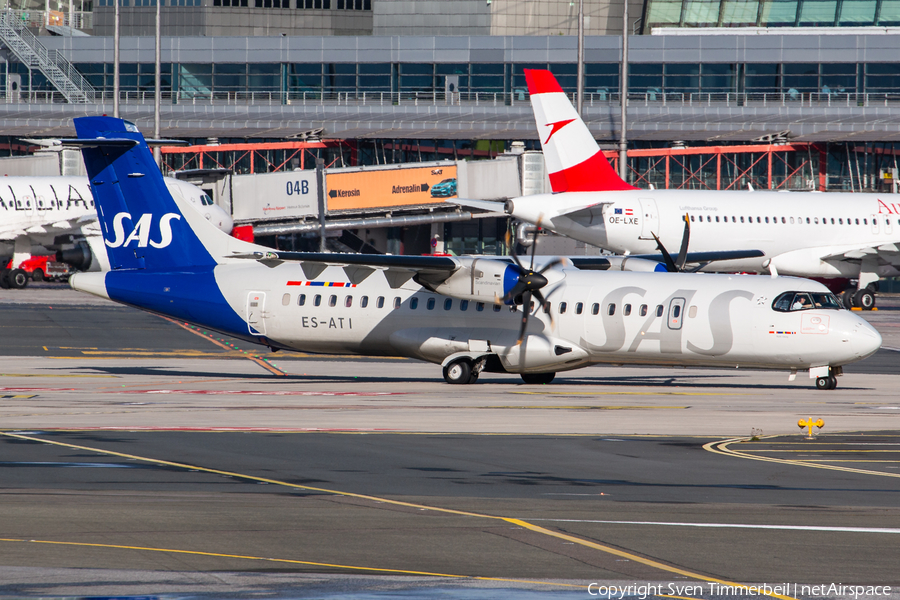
xmin=524 ymin=69 xmax=637 ymax=193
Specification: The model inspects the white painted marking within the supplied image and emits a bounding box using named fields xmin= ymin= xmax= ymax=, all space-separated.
xmin=527 ymin=519 xmax=900 ymax=534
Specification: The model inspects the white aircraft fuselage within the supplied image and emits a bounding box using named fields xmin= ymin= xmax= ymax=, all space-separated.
xmin=508 ymin=189 xmax=900 ymax=281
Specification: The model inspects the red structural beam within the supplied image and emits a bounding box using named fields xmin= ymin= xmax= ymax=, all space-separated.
xmin=160 ymin=140 xmax=333 ymax=154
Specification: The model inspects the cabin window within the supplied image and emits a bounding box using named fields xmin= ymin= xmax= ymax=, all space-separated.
xmin=839 ymin=218 xmax=843 ymax=224
xmin=732 ymin=216 xmax=736 ymax=222
xmin=765 ymin=216 xmax=769 ymax=223
xmin=360 ymin=296 xmax=368 ymax=308
xmin=864 ymin=218 xmax=868 ymax=225
xmin=345 ymin=296 xmax=353 ymax=308
xmin=790 ymin=217 xmax=794 ymax=224
xmin=640 ymin=304 xmax=648 ymax=316
xmin=623 ymin=304 xmax=632 ymax=316
xmin=781 ymin=217 xmax=786 ymax=223
xmin=427 ymin=298 xmax=435 ymax=310
xmin=607 ymin=303 xmax=616 ymax=316
xmin=393 ymin=297 xmax=401 ymax=309
xmin=444 ymin=298 xmax=452 ymax=310
xmin=591 ymin=303 xmax=600 ymax=315
xmin=528 ymin=301 xmax=535 ymax=312
xmin=707 ymin=215 xmax=712 ymax=222
xmin=298 ymin=294 xmax=306 ymax=306
xmin=575 ymin=302 xmax=583 ymax=314
xmin=493 ymin=304 xmax=502 ymax=312
xmin=715 ymin=216 xmax=720 ymax=222
xmin=329 ymin=295 xmax=337 ymax=307
xmin=740 ymin=216 xmax=745 ymax=223
xmin=314 ymin=294 xmax=322 ymax=307
xmin=476 ymin=302 xmax=484 ymax=312
xmin=656 ymin=305 xmax=664 ymax=317
xmin=830 ymin=218 xmax=835 ymax=224
xmin=559 ymin=302 xmax=567 ymax=314
xmin=542 ymin=301 xmax=551 ymax=314
xmin=814 ymin=217 xmax=819 ymax=224
xmin=756 ymin=217 xmax=761 ymax=223
xmin=282 ymin=293 xmax=291 ymax=306
xmin=688 ymin=305 xmax=698 ymax=318
xmin=410 ymin=297 xmax=419 ymax=310
xmin=690 ymin=215 xmax=695 ymax=222
xmin=376 ymin=296 xmax=384 ymax=308
xmin=460 ymin=300 xmax=468 ymax=311
xmin=672 ymin=304 xmax=681 ymax=318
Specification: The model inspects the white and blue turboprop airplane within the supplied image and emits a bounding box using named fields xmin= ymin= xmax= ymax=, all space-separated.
xmin=66 ymin=117 xmax=882 ymax=390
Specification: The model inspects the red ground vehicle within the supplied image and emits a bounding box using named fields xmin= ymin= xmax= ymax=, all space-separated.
xmin=1 ymin=256 xmax=71 ymax=289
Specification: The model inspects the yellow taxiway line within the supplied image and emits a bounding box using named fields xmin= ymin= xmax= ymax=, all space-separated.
xmin=704 ymin=437 xmax=900 ymax=479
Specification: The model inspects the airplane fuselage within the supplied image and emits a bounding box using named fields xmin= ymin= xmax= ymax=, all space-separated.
xmin=75 ymin=265 xmax=881 ymax=375
xmin=509 ymin=189 xmax=900 ymax=281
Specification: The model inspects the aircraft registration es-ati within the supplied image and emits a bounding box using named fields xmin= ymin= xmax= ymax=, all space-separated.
xmin=66 ymin=116 xmax=880 ymax=390
xmin=484 ymin=69 xmax=900 ymax=311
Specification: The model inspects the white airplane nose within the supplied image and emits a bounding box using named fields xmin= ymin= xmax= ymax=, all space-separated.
xmin=851 ymin=318 xmax=882 ymax=360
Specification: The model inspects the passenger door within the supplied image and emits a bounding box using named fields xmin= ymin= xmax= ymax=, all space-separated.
xmin=247 ymin=291 xmax=267 ymax=335
xmin=639 ymin=198 xmax=659 ymax=240
xmin=667 ymin=297 xmax=686 ymax=330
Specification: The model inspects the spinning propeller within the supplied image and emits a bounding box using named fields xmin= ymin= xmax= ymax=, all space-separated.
xmin=651 ymin=213 xmax=691 ymax=273
xmin=503 ymin=227 xmax=565 ymax=348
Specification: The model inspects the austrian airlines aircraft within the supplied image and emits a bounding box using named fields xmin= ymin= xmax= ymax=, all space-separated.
xmin=66 ymin=116 xmax=880 ymax=390
xmin=501 ymin=69 xmax=900 ymax=310
xmin=0 ymin=175 xmax=232 ymax=288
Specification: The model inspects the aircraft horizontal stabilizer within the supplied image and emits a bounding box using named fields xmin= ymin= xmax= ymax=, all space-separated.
xmin=444 ymin=198 xmax=507 ymax=215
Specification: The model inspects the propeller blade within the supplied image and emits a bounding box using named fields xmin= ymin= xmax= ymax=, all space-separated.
xmin=517 ymin=290 xmax=532 ymax=347
xmin=537 ymin=257 xmax=567 ymax=274
xmin=505 ymin=229 xmax=525 ymax=271
xmin=528 ymin=226 xmax=538 ymax=271
xmin=651 ymin=232 xmax=677 ymax=273
xmin=532 ymin=288 xmax=555 ymax=329
xmin=674 ymin=213 xmax=691 ymax=272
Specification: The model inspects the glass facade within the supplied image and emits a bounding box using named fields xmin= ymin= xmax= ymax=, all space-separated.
xmin=644 ymin=0 xmax=900 ymax=28
xmin=40 ymin=60 xmax=900 ymax=99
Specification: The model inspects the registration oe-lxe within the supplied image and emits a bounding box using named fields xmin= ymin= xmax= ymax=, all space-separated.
xmin=67 ymin=117 xmax=881 ymax=390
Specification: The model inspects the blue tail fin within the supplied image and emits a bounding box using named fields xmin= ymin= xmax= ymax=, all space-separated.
xmin=74 ymin=116 xmax=216 ymax=270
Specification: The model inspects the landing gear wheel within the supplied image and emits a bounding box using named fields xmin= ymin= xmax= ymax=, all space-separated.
xmin=8 ymin=269 xmax=28 ymax=289
xmin=32 ymin=268 xmax=45 ymax=282
xmin=840 ymin=289 xmax=855 ymax=309
xmin=853 ymin=289 xmax=875 ymax=310
xmin=443 ymin=358 xmax=473 ymax=385
xmin=815 ymin=375 xmax=837 ymax=390
xmin=0 ymin=269 xmax=9 ymax=289
xmin=521 ymin=372 xmax=556 ymax=385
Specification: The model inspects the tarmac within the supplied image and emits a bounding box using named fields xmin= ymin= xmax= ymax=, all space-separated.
xmin=0 ymin=283 xmax=898 ymax=599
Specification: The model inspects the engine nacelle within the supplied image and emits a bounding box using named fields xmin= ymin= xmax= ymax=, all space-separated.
xmin=603 ymin=256 xmax=668 ymax=273
xmin=56 ymin=241 xmax=93 ymax=271
xmin=414 ymin=257 xmax=519 ymax=305
xmin=499 ymin=335 xmax=590 ymax=373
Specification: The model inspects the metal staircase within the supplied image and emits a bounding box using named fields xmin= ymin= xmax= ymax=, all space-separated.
xmin=0 ymin=11 xmax=94 ymax=103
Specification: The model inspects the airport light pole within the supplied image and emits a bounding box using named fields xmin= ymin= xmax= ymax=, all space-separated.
xmin=576 ymin=0 xmax=584 ymax=117
xmin=113 ymin=0 xmax=119 ymax=118
xmin=618 ymin=0 xmax=628 ymax=181
xmin=153 ymin=0 xmax=161 ymax=166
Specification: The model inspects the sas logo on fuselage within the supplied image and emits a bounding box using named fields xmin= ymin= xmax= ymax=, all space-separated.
xmin=105 ymin=212 xmax=182 ymax=248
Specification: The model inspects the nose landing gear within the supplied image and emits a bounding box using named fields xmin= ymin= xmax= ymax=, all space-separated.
xmin=814 ymin=366 xmax=841 ymax=390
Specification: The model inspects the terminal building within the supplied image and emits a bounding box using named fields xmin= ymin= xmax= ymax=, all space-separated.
xmin=1 ymin=0 xmax=899 ymax=255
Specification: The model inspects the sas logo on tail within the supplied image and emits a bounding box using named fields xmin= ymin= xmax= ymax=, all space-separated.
xmin=105 ymin=212 xmax=182 ymax=249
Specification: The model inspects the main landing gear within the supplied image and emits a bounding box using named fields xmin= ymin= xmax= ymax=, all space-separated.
xmin=441 ymin=356 xmax=557 ymax=385
xmin=841 ymin=284 xmax=876 ymax=310
xmin=0 ymin=268 xmax=28 ymax=289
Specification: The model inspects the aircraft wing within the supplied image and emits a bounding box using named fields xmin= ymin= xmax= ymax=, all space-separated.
xmin=634 ymin=249 xmax=766 ymax=265
xmin=229 ymin=250 xmax=461 ymax=286
xmin=822 ymin=243 xmax=900 ymax=263
xmin=443 ymin=198 xmax=507 ymax=215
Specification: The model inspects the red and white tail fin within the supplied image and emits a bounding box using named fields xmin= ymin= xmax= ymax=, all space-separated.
xmin=525 ymin=69 xmax=636 ymax=193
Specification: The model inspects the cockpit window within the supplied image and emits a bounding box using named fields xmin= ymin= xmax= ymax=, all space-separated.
xmin=201 ymin=194 xmax=214 ymax=206
xmin=772 ymin=291 xmax=842 ymax=312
